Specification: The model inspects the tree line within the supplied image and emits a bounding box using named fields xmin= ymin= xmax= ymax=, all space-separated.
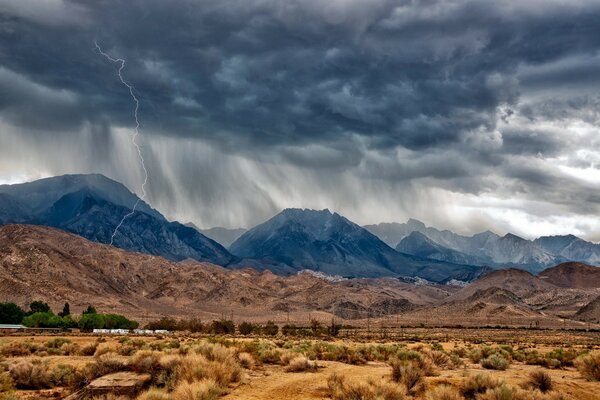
xmin=0 ymin=301 xmax=138 ymax=331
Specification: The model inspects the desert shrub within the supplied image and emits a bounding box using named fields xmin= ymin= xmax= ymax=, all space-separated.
xmin=574 ymin=351 xmax=600 ymax=381
xmin=177 ymin=353 xmax=241 ymax=386
xmin=46 ymin=337 xmax=71 ymax=349
xmin=0 ymin=394 xmax=17 ymax=400
xmin=137 ymin=387 xmax=174 ymax=400
xmin=262 ymin=321 xmax=279 ymax=336
xmin=87 ymin=353 xmax=127 ymax=379
xmin=0 ymin=342 xmax=30 ymax=357
xmin=155 ymin=355 xmax=181 ymax=390
xmin=94 ymin=344 xmax=117 ymax=357
xmin=451 ymin=347 xmax=468 ymax=358
xmin=131 ymin=351 xmax=162 ymax=378
xmin=331 ymin=380 xmax=375 ymax=400
xmin=172 ymin=379 xmax=221 ymax=400
xmin=478 ymin=384 xmax=515 ymax=400
xmin=9 ymin=361 xmax=51 ymax=389
xmin=427 ymin=350 xmax=452 ymax=368
xmin=118 ymin=344 xmax=138 ymax=356
xmin=527 ymin=370 xmax=552 ymax=393
xmin=426 ymin=385 xmax=461 ymax=400
xmin=286 ymin=356 xmax=318 ymax=372
xmin=60 ymin=342 xmax=81 ymax=356
xmin=237 ymin=322 xmax=256 ymax=335
xmin=237 ymin=352 xmax=254 ymax=369
xmin=81 ymin=343 xmax=99 ymax=356
xmin=481 ymin=355 xmax=510 ymax=370
xmin=460 ymin=374 xmax=500 ymax=399
xmin=390 ymin=360 xmax=423 ymax=394
xmin=327 ymin=372 xmax=345 ymax=393
xmin=0 ymin=372 xmax=14 ymax=392
xmin=50 ymin=364 xmax=76 ymax=387
xmin=373 ymin=381 xmax=405 ymax=400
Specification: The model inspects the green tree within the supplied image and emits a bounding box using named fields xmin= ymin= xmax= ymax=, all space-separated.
xmin=0 ymin=302 xmax=25 ymax=324
xmin=79 ymin=313 xmax=105 ymax=331
xmin=29 ymin=301 xmax=51 ymax=314
xmin=58 ymin=302 xmax=70 ymax=317
xmin=83 ymin=305 xmax=97 ymax=315
xmin=262 ymin=320 xmax=279 ymax=336
xmin=22 ymin=312 xmax=62 ymax=328
xmin=238 ymin=321 xmax=255 ymax=335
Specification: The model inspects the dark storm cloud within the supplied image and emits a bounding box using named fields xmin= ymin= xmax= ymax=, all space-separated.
xmin=1 ymin=0 xmax=600 ymax=237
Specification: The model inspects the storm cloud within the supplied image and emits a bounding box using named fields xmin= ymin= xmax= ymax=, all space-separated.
xmin=0 ymin=0 xmax=599 ymax=240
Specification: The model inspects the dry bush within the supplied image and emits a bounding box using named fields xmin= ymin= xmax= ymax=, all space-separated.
xmin=0 ymin=342 xmax=30 ymax=357
xmin=460 ymin=374 xmax=500 ymax=399
xmin=80 ymin=343 xmax=99 ymax=356
xmin=372 ymin=381 xmax=405 ymax=400
xmin=46 ymin=337 xmax=71 ymax=349
xmin=390 ymin=360 xmax=424 ymax=395
xmin=327 ymin=372 xmax=345 ymax=394
xmin=0 ymin=372 xmax=14 ymax=392
xmin=426 ymin=350 xmax=452 ymax=369
xmin=60 ymin=342 xmax=81 ymax=356
xmin=118 ymin=344 xmax=138 ymax=356
xmin=177 ymin=353 xmax=241 ymax=386
xmin=285 ymin=356 xmax=318 ymax=372
xmin=481 ymin=355 xmax=510 ymax=370
xmin=131 ymin=351 xmax=162 ymax=377
xmin=574 ymin=351 xmax=600 ymax=381
xmin=50 ymin=364 xmax=76 ymax=387
xmin=480 ymin=385 xmax=567 ymax=400
xmin=87 ymin=353 xmax=127 ymax=379
xmin=526 ymin=370 xmax=552 ymax=393
xmin=136 ymin=387 xmax=174 ymax=400
xmin=9 ymin=361 xmax=51 ymax=389
xmin=94 ymin=344 xmax=117 ymax=357
xmin=237 ymin=352 xmax=254 ymax=369
xmin=478 ymin=385 xmax=515 ymax=400
xmin=172 ymin=379 xmax=221 ymax=400
xmin=426 ymin=385 xmax=461 ymax=400
xmin=330 ymin=380 xmax=375 ymax=400
xmin=155 ymin=355 xmax=181 ymax=390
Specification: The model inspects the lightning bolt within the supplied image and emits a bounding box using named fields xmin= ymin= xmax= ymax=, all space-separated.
xmin=94 ymin=41 xmax=148 ymax=246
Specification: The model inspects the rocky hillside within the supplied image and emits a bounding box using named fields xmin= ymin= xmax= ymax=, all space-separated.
xmin=538 ymin=262 xmax=600 ymax=289
xmin=0 ymin=224 xmax=447 ymax=321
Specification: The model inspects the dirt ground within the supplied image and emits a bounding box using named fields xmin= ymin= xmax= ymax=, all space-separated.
xmin=1 ymin=331 xmax=599 ymax=399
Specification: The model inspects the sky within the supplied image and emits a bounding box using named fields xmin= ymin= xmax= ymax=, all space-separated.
xmin=0 ymin=0 xmax=599 ymax=241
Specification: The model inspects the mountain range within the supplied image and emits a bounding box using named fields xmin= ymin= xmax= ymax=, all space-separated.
xmin=0 ymin=174 xmax=598 ymax=281
xmin=1 ymin=224 xmax=598 ymax=327
xmin=229 ymin=208 xmax=488 ymax=282
xmin=0 ymin=174 xmax=234 ymax=265
xmin=365 ymin=220 xmax=600 ymax=272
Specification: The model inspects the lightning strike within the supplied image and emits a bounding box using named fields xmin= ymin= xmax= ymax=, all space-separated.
xmin=94 ymin=41 xmax=148 ymax=246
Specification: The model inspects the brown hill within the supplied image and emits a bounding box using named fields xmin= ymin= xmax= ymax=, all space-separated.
xmin=0 ymin=224 xmax=448 ymax=323
xmin=539 ymin=262 xmax=600 ymax=289
xmin=446 ymin=268 xmax=556 ymax=302
xmin=575 ymin=295 xmax=600 ymax=322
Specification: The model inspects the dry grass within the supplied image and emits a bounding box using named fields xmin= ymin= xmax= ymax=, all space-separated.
xmin=481 ymin=355 xmax=510 ymax=370
xmin=285 ymin=356 xmax=318 ymax=372
xmin=390 ymin=360 xmax=424 ymax=395
xmin=237 ymin=352 xmax=254 ymax=369
xmin=460 ymin=373 xmax=500 ymax=400
xmin=575 ymin=351 xmax=600 ymax=381
xmin=526 ymin=370 xmax=552 ymax=393
xmin=136 ymin=387 xmax=174 ymax=400
xmin=8 ymin=361 xmax=51 ymax=389
xmin=172 ymin=379 xmax=221 ymax=400
xmin=425 ymin=385 xmax=461 ymax=400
